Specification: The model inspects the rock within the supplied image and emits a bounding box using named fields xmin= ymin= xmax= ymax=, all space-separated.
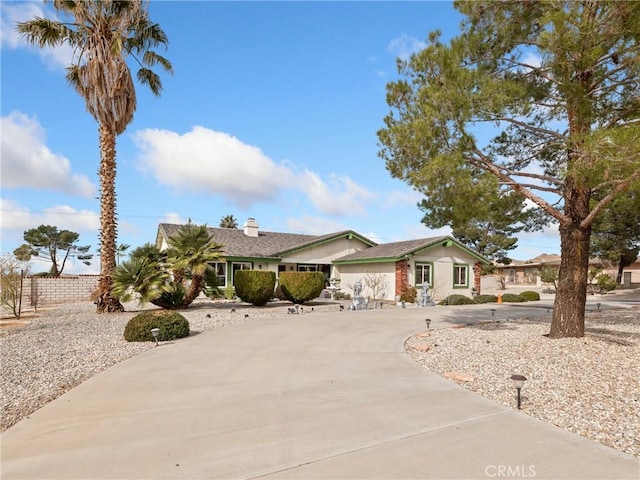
xmin=444 ymin=372 xmax=475 ymax=382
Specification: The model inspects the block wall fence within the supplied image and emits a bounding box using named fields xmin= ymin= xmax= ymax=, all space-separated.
xmin=22 ymin=275 xmax=99 ymax=306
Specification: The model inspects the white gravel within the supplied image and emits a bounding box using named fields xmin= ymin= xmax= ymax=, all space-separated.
xmin=406 ymin=308 xmax=640 ymax=458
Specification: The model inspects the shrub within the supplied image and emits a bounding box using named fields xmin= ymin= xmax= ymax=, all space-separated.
xmin=124 ymin=310 xmax=190 ymax=342
xmin=500 ymin=293 xmax=528 ymax=302
xmin=223 ymin=284 xmax=235 ymax=300
xmin=596 ymin=274 xmax=617 ymax=294
xmin=234 ymin=270 xmax=276 ymax=306
xmin=473 ymin=294 xmax=498 ymax=304
xmin=440 ymin=294 xmax=474 ymax=305
xmin=278 ymin=272 xmax=324 ymax=304
xmin=520 ymin=290 xmax=540 ymax=301
xmin=400 ymin=286 xmax=417 ymax=303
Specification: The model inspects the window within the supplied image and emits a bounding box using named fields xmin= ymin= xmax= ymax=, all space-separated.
xmin=415 ymin=263 xmax=432 ymax=287
xmin=297 ymin=264 xmax=318 ymax=272
xmin=211 ymin=262 xmax=227 ymax=287
xmin=453 ymin=264 xmax=468 ymax=288
xmin=231 ymin=262 xmax=252 ymax=284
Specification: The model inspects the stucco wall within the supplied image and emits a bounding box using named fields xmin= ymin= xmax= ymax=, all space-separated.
xmin=21 ymin=275 xmax=99 ymax=306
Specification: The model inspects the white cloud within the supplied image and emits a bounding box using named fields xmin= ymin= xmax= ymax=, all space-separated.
xmin=0 ymin=199 xmax=99 ymax=233
xmin=299 ymin=171 xmax=375 ymax=216
xmin=388 ymin=33 xmax=426 ymax=61
xmin=159 ymin=212 xmax=188 ymax=225
xmin=0 ymin=2 xmax=74 ymax=69
xmin=133 ymin=126 xmax=374 ymax=215
xmin=134 ymin=126 xmax=297 ymax=207
xmin=1 ymin=112 xmax=96 ymax=197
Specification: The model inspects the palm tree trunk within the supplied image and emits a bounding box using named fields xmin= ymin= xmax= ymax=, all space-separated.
xmin=96 ymin=124 xmax=124 ymax=313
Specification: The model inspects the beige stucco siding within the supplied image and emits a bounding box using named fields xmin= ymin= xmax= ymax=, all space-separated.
xmin=281 ymin=237 xmax=370 ymax=265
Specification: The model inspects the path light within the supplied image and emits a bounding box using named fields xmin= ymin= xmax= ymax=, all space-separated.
xmin=596 ymin=302 xmax=601 ymax=311
xmin=546 ymin=307 xmax=552 ymax=314
xmin=425 ymin=318 xmax=431 ymax=330
xmin=150 ymin=328 xmax=160 ymax=347
xmin=490 ymin=309 xmax=496 ymax=319
xmin=510 ymin=375 xmax=527 ymax=409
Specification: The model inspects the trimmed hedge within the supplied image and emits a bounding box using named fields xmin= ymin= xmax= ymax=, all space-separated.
xmin=520 ymin=290 xmax=540 ymax=301
xmin=439 ymin=294 xmax=475 ymax=305
xmin=473 ymin=294 xmax=499 ymax=304
xmin=124 ymin=310 xmax=190 ymax=342
xmin=500 ymin=293 xmax=528 ymax=302
xmin=234 ymin=270 xmax=276 ymax=306
xmin=400 ymin=286 xmax=417 ymax=303
xmin=278 ymin=272 xmax=324 ymax=304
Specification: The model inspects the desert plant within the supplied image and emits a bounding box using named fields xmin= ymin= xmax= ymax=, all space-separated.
xmin=473 ymin=294 xmax=498 ymax=304
xmin=439 ymin=294 xmax=474 ymax=305
xmin=124 ymin=310 xmax=189 ymax=342
xmin=596 ymin=274 xmax=617 ymax=294
xmin=224 ymin=284 xmax=235 ymax=300
xmin=520 ymin=291 xmax=540 ymax=301
xmin=501 ymin=293 xmax=528 ymax=302
xmin=278 ymin=272 xmax=324 ymax=304
xmin=399 ymin=286 xmax=417 ymax=303
xmin=234 ymin=270 xmax=276 ymax=306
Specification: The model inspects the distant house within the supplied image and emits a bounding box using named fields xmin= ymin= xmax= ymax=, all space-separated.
xmin=496 ymin=253 xmax=640 ymax=288
xmin=155 ymin=218 xmax=490 ymax=302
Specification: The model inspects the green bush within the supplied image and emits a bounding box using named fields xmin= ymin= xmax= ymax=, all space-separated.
xmin=473 ymin=294 xmax=498 ymax=304
xmin=234 ymin=270 xmax=276 ymax=306
xmin=278 ymin=272 xmax=324 ymax=304
xmin=501 ymin=293 xmax=528 ymax=302
xmin=597 ymin=274 xmax=617 ymax=293
xmin=124 ymin=310 xmax=190 ymax=342
xmin=440 ymin=294 xmax=475 ymax=305
xmin=400 ymin=286 xmax=417 ymax=303
xmin=520 ymin=290 xmax=540 ymax=301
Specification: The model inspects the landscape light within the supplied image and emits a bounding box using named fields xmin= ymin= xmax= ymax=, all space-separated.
xmin=596 ymin=302 xmax=601 ymax=311
xmin=150 ymin=328 xmax=160 ymax=347
xmin=510 ymin=374 xmax=527 ymax=409
xmin=425 ymin=318 xmax=431 ymax=330
xmin=490 ymin=309 xmax=496 ymax=319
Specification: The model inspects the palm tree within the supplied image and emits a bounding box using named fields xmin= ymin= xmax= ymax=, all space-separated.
xmin=219 ymin=215 xmax=238 ymax=229
xmin=17 ymin=1 xmax=172 ymax=313
xmin=166 ymin=224 xmax=225 ymax=306
xmin=115 ymin=243 xmax=131 ymax=266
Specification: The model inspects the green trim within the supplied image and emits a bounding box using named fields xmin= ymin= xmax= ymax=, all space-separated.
xmin=452 ymin=263 xmax=469 ymax=288
xmin=416 ymin=237 xmax=488 ymax=264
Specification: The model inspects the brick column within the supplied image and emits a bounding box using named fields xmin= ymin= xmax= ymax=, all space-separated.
xmin=474 ymin=263 xmax=482 ymax=295
xmin=395 ymin=260 xmax=409 ymax=298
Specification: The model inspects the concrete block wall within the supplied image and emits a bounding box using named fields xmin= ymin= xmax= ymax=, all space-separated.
xmin=24 ymin=275 xmax=99 ymax=306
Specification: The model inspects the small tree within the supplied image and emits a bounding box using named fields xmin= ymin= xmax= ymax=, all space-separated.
xmin=0 ymin=255 xmax=28 ymax=317
xmin=363 ymin=272 xmax=389 ymax=301
xmin=14 ymin=225 xmax=92 ymax=276
xmin=540 ymin=266 xmax=559 ymax=293
xmin=219 ymin=215 xmax=238 ymax=229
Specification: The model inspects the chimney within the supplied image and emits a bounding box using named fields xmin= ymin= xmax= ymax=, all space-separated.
xmin=243 ymin=217 xmax=259 ymax=237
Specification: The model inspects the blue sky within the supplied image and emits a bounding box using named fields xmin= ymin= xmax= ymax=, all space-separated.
xmin=1 ymin=1 xmax=560 ymax=274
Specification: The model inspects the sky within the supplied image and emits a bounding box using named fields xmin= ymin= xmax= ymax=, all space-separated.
xmin=1 ymin=0 xmax=561 ymax=274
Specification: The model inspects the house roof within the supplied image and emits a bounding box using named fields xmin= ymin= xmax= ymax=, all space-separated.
xmin=333 ymin=235 xmax=490 ymax=264
xmin=156 ymin=223 xmax=376 ymax=260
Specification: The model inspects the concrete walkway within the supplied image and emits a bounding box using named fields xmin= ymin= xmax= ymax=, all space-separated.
xmin=1 ymin=300 xmax=638 ymax=479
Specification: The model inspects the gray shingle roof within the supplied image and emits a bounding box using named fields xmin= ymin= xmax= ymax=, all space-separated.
xmin=334 ymin=236 xmax=449 ymax=262
xmin=157 ymin=224 xmax=375 ymax=259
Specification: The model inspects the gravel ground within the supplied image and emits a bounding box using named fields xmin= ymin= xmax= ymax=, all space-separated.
xmin=406 ymin=307 xmax=640 ymax=458
xmin=2 ymin=297 xmax=639 ymax=459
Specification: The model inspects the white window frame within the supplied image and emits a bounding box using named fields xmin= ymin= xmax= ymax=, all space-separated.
xmin=453 ymin=264 xmax=469 ymax=288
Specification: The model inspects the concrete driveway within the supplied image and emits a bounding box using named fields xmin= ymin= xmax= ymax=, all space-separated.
xmin=1 ymin=301 xmax=638 ymax=479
